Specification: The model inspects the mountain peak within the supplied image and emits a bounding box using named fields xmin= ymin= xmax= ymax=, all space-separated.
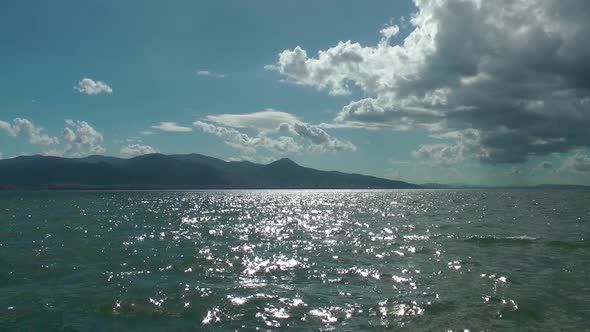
xmin=130 ymin=153 xmax=166 ymax=160
xmin=268 ymin=158 xmax=298 ymax=167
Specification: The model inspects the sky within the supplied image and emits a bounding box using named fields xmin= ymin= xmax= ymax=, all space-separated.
xmin=1 ymin=0 xmax=590 ymax=185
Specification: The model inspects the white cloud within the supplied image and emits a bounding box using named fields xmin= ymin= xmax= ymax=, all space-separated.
xmin=10 ymin=152 xmax=29 ymax=159
xmin=412 ymin=143 xmax=465 ymax=167
xmin=270 ymin=45 xmax=357 ymax=96
xmin=151 ymin=122 xmax=193 ymax=132
xmin=196 ymin=70 xmax=226 ymax=78
xmin=63 ymin=119 xmax=106 ymax=155
xmin=269 ymin=0 xmax=590 ymax=164
xmin=120 ymin=144 xmax=158 ymax=157
xmin=563 ymin=153 xmax=590 ymax=173
xmin=279 ymin=122 xmax=356 ymax=152
xmin=42 ymin=149 xmax=64 ymax=157
xmin=227 ymin=155 xmax=275 ymax=164
xmin=140 ymin=130 xmax=155 ymax=136
xmin=74 ymin=78 xmax=113 ymax=95
xmin=412 ymin=128 xmax=488 ymax=166
xmin=206 ymin=109 xmax=301 ymax=131
xmin=379 ymin=24 xmax=400 ymax=42
xmin=0 ymin=118 xmax=59 ymax=145
xmin=196 ymin=108 xmax=355 ymax=154
xmin=193 ymin=121 xmax=301 ymax=154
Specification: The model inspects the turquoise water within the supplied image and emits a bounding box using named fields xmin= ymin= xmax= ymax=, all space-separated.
xmin=1 ymin=190 xmax=589 ymax=331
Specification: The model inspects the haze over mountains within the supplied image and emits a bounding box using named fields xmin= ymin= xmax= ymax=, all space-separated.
xmin=0 ymin=153 xmax=419 ymax=189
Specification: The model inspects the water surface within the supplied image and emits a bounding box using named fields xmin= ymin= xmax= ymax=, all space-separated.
xmin=1 ymin=190 xmax=588 ymax=331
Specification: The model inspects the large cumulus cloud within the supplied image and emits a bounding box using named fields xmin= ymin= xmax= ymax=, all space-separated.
xmin=269 ymin=0 xmax=590 ymax=164
xmin=63 ymin=119 xmax=106 ymax=155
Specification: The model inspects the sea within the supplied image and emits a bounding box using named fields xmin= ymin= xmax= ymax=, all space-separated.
xmin=0 ymin=190 xmax=588 ymax=331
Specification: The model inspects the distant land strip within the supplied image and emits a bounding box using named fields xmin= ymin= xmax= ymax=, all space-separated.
xmin=1 ymin=153 xmax=588 ymax=190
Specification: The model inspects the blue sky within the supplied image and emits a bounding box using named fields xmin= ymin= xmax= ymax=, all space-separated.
xmin=1 ymin=0 xmax=590 ymax=185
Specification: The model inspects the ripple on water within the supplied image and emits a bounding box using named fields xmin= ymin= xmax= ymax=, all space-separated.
xmin=0 ymin=190 xmax=588 ymax=331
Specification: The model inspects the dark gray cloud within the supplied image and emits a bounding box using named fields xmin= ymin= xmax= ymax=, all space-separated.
xmin=270 ymin=0 xmax=590 ymax=164
xmin=538 ymin=161 xmax=553 ymax=170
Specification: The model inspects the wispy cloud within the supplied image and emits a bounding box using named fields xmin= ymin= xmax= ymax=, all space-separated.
xmin=196 ymin=70 xmax=226 ymax=78
xmin=150 ymin=122 xmax=193 ymax=132
xmin=388 ymin=159 xmax=412 ymax=165
xmin=206 ymin=109 xmax=300 ymax=131
xmin=42 ymin=149 xmax=64 ymax=157
xmin=120 ymin=144 xmax=158 ymax=157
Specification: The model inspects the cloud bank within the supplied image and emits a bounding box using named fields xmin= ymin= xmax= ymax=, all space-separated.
xmin=279 ymin=122 xmax=356 ymax=152
xmin=269 ymin=0 xmax=590 ymax=165
xmin=194 ymin=120 xmax=301 ymax=154
xmin=194 ymin=110 xmax=355 ymax=154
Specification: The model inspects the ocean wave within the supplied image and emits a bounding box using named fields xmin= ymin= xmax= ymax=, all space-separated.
xmin=464 ymin=236 xmax=588 ymax=249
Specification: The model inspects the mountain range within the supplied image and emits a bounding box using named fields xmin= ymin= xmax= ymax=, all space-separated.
xmin=0 ymin=153 xmax=419 ymax=189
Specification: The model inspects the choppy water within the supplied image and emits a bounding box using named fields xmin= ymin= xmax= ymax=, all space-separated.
xmin=1 ymin=190 xmax=589 ymax=331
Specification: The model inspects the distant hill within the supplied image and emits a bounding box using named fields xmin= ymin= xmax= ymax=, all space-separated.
xmin=421 ymin=183 xmax=590 ymax=190
xmin=0 ymin=153 xmax=420 ymax=189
